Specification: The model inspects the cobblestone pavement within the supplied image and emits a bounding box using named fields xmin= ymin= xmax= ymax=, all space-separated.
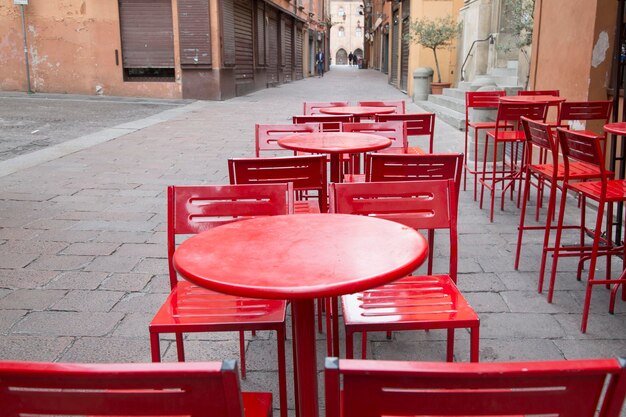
xmin=0 ymin=66 xmax=624 ymax=416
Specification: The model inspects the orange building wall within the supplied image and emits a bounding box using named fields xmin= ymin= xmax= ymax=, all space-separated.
xmin=530 ymin=0 xmax=617 ymax=101
xmin=0 ymin=0 xmax=181 ymax=98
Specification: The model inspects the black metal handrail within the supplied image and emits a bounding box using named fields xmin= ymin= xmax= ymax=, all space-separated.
xmin=460 ymin=34 xmax=495 ymax=81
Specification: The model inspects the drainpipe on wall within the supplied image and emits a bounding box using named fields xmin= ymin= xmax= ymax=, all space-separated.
xmin=16 ymin=1 xmax=33 ymax=93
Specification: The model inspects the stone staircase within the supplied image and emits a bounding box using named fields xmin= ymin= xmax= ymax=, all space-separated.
xmin=415 ymin=62 xmax=522 ymax=130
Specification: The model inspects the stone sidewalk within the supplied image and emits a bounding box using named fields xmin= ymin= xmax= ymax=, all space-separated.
xmin=0 ymin=66 xmax=624 ymax=415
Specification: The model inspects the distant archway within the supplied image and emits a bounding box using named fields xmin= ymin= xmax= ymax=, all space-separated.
xmin=354 ymin=48 xmax=363 ymax=58
xmin=336 ymin=48 xmax=348 ymax=65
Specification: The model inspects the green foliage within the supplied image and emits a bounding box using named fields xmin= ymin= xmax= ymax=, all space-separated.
xmin=500 ymin=0 xmax=535 ymax=51
xmin=405 ymin=15 xmax=461 ymax=83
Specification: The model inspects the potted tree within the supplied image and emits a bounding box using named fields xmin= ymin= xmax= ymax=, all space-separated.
xmin=406 ymin=15 xmax=461 ymax=94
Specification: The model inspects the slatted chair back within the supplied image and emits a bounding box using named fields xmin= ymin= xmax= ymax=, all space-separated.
xmin=495 ymin=101 xmax=549 ymax=131
xmin=342 ymin=121 xmax=407 ymax=150
xmin=375 ymin=113 xmax=435 ymax=153
xmin=168 ymin=183 xmax=292 ymax=289
xmin=557 ymin=100 xmax=612 ymax=131
xmin=228 ymin=155 xmax=327 ymax=212
xmin=0 ymin=360 xmax=268 ymax=417
xmin=557 ymin=128 xmax=607 ymax=180
xmin=255 ymin=123 xmax=320 ymax=156
xmin=357 ymin=100 xmax=405 ymax=114
xmin=292 ymin=114 xmax=353 ymax=132
xmin=518 ymin=89 xmax=560 ymax=97
xmin=303 ymin=101 xmax=349 ymax=115
xmin=364 ymin=153 xmax=462 ymax=194
xmin=325 ymin=357 xmax=626 ymax=417
xmin=465 ymin=90 xmax=506 ymax=112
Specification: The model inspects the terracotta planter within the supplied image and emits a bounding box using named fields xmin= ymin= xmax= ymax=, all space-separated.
xmin=431 ymin=82 xmax=451 ymax=95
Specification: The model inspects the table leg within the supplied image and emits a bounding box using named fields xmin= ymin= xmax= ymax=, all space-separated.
xmin=329 ymin=154 xmax=341 ymax=183
xmin=291 ymin=298 xmax=319 ymax=417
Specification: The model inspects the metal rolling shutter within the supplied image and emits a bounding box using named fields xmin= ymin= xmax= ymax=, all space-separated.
xmin=295 ymin=24 xmax=304 ymax=80
xmin=256 ymin=2 xmax=266 ymax=66
xmin=400 ymin=0 xmax=410 ymax=91
xmin=234 ymin=0 xmax=254 ymax=84
xmin=221 ymin=0 xmax=236 ymax=67
xmin=177 ymin=0 xmax=211 ymax=66
xmin=390 ymin=9 xmax=399 ymax=85
xmin=284 ymin=18 xmax=293 ymax=82
xmin=267 ymin=8 xmax=279 ymax=85
xmin=119 ymin=0 xmax=174 ymax=68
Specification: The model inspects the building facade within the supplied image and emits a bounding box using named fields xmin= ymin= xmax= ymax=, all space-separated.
xmin=329 ymin=0 xmax=364 ymax=66
xmin=1 ymin=0 xmax=329 ymax=100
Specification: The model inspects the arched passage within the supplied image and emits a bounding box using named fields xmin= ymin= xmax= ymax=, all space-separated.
xmin=336 ymin=48 xmax=348 ymax=65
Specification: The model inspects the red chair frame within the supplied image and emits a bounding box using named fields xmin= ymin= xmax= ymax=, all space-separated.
xmin=255 ymin=123 xmax=319 ymax=157
xmin=330 ymin=179 xmax=479 ymax=362
xmin=303 ymin=101 xmax=349 ymax=115
xmin=375 ymin=112 xmax=435 ymax=154
xmin=479 ymin=101 xmax=548 ymax=222
xmin=292 ymin=114 xmax=353 ymax=132
xmin=228 ymin=155 xmax=328 ymax=213
xmin=342 ymin=121 xmax=407 ymax=151
xmin=149 ymin=184 xmax=290 ymax=417
xmin=0 ymin=360 xmax=273 ymax=417
xmin=519 ymin=89 xmax=561 ymax=121
xmin=325 ymin=357 xmax=626 ymax=417
xmin=464 ymin=90 xmax=507 ymax=200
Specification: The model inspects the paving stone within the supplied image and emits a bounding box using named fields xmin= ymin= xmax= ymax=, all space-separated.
xmin=0 ymin=239 xmax=68 ymax=254
xmin=0 ymin=252 xmax=38 ymax=268
xmin=478 ymin=339 xmax=565 ymax=362
xmin=132 ymin=257 xmax=167 ymax=275
xmin=0 ymin=289 xmax=67 ymax=310
xmin=144 ymin=274 xmax=171 ymax=293
xmin=59 ymin=336 xmax=152 ymax=363
xmin=113 ymin=243 xmax=163 ymax=258
xmin=0 ymin=309 xmax=27 ymax=334
xmin=84 ymin=254 xmax=140 ymax=273
xmin=553 ymin=339 xmax=626 ymax=359
xmin=0 ymin=269 xmax=59 ymax=289
xmin=112 ymin=313 xmax=153 ymax=338
xmin=0 ymin=336 xmax=73 ymax=361
xmin=95 ymin=231 xmax=153 ymax=244
xmin=61 ymin=242 xmax=120 ymax=256
xmin=44 ymin=271 xmax=109 ymax=290
xmin=70 ymin=220 xmax=158 ymax=232
xmin=12 ymin=311 xmax=124 ymax=336
xmin=112 ymin=292 xmax=167 ymax=314
xmin=55 ymin=210 xmax=154 ymax=222
xmin=51 ymin=289 xmax=125 ymax=312
xmin=553 ymin=313 xmax=626 ymax=339
xmin=24 ymin=219 xmax=77 ymax=230
xmin=0 ymin=288 xmax=10 ymax=300
xmin=34 ymin=229 xmax=97 ymax=242
xmin=463 ymin=292 xmax=509 ymax=313
xmin=479 ymin=313 xmax=565 ymax=339
xmin=456 ymin=272 xmax=506 ymax=292
xmin=500 ymin=290 xmax=581 ymax=313
xmin=27 ymin=254 xmax=93 ymax=271
xmin=100 ymin=272 xmax=153 ymax=292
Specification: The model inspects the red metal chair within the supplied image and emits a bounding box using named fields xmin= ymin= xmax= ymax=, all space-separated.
xmin=149 ymin=184 xmax=290 ymax=417
xmin=551 ymin=128 xmax=626 ymax=332
xmin=228 ymin=155 xmax=328 ymax=213
xmin=464 ymin=90 xmax=507 ymax=200
xmin=357 ymin=100 xmax=405 ymax=114
xmin=515 ymin=117 xmax=607 ymax=294
xmin=255 ymin=123 xmax=320 ymax=157
xmin=519 ymin=89 xmax=561 ymax=121
xmin=0 ymin=360 xmax=273 ymax=417
xmin=555 ymin=100 xmax=613 ymax=156
xmin=303 ymin=101 xmax=349 ymax=115
xmin=330 ymin=179 xmax=480 ymax=362
xmin=479 ymin=101 xmax=548 ymax=222
xmin=375 ymin=112 xmax=435 ymax=154
xmin=292 ymin=114 xmax=353 ymax=132
xmin=325 ymin=357 xmax=626 ymax=417
xmin=342 ymin=121 xmax=407 ymax=152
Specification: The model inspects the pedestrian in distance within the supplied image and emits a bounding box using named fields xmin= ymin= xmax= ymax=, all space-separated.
xmin=316 ymin=49 xmax=325 ymax=77
xmin=348 ymin=52 xmax=354 ymax=66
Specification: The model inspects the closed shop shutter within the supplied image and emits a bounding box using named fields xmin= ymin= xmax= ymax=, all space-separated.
xmin=400 ymin=17 xmax=409 ymax=91
xmin=267 ymin=8 xmax=279 ymax=85
xmin=284 ymin=18 xmax=293 ymax=82
xmin=295 ymin=24 xmax=304 ymax=80
xmin=221 ymin=0 xmax=236 ymax=67
xmin=390 ymin=9 xmax=399 ymax=85
xmin=119 ymin=0 xmax=174 ymax=68
xmin=177 ymin=0 xmax=211 ymax=66
xmin=256 ymin=1 xmax=266 ymax=66
xmin=234 ymin=0 xmax=254 ymax=84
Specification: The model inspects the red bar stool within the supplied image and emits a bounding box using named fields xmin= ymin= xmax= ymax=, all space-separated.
xmin=551 ymin=128 xmax=626 ymax=333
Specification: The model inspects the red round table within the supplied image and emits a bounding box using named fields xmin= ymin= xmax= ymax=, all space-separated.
xmin=500 ymin=95 xmax=566 ymax=104
xmin=173 ymin=213 xmax=428 ymax=417
xmin=277 ymin=132 xmax=391 ymax=182
xmin=319 ymin=105 xmax=395 ymax=122
xmin=604 ymin=122 xmax=626 ymax=136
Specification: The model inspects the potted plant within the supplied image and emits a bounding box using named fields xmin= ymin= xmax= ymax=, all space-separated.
xmin=406 ymin=15 xmax=461 ymax=94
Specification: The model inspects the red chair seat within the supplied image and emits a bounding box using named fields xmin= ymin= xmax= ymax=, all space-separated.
xmin=243 ymin=392 xmax=274 ymax=417
xmin=530 ymin=161 xmax=604 ymax=180
xmin=486 ymin=129 xmax=526 ymax=141
xmin=569 ymin=179 xmax=626 ymax=201
xmin=468 ymin=120 xmax=498 ymax=129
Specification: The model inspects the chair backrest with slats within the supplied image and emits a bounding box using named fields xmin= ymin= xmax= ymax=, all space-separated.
xmin=357 ymin=100 xmax=405 ymax=114
xmin=557 ymin=128 xmax=607 ymax=181
xmin=168 ymin=184 xmax=292 ymax=288
xmin=375 ymin=113 xmax=435 ymax=153
xmin=325 ymin=357 xmax=626 ymax=417
xmin=228 ymin=155 xmax=327 ymax=212
xmin=255 ymin=123 xmax=320 ymax=156
xmin=292 ymin=114 xmax=353 ymax=132
xmin=0 ymin=360 xmax=249 ymax=417
xmin=364 ymin=153 xmax=462 ymax=194
xmin=521 ymin=116 xmax=558 ymax=171
xmin=495 ymin=101 xmax=548 ymax=130
xmin=557 ymin=100 xmax=612 ymax=128
xmin=343 ymin=121 xmax=407 ymax=150
xmin=518 ymin=89 xmax=560 ymax=97
xmin=303 ymin=101 xmax=349 ymax=115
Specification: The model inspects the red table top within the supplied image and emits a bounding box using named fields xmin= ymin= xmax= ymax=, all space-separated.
xmin=173 ymin=214 xmax=428 ymax=300
xmin=500 ymin=95 xmax=565 ymax=104
xmin=319 ymin=106 xmax=396 ymax=117
xmin=604 ymin=122 xmax=626 ymax=135
xmin=277 ymin=132 xmax=391 ymax=154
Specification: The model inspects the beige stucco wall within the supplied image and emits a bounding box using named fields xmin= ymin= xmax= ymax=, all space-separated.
xmin=406 ymin=0 xmax=462 ymax=97
xmin=530 ymin=0 xmax=617 ymax=101
xmin=0 ymin=0 xmax=182 ymax=98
